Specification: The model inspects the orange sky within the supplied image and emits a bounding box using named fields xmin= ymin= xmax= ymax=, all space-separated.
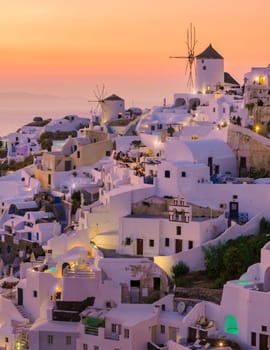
xmin=0 ymin=0 xmax=270 ymax=108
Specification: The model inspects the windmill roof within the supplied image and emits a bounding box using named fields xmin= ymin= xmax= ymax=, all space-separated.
xmin=196 ymin=44 xmax=223 ymax=59
xmin=224 ymin=72 xmax=240 ymax=86
xmin=104 ymin=94 xmax=124 ymax=101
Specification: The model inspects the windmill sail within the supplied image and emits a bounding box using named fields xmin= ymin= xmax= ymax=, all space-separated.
xmin=170 ymin=23 xmax=197 ymax=90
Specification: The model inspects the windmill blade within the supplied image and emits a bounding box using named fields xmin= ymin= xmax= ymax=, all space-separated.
xmin=169 ymin=23 xmax=197 ymax=90
xmin=185 ymin=60 xmax=189 ymax=75
xmin=101 ymin=84 xmax=106 ymax=100
xmin=169 ymin=56 xmax=189 ymax=59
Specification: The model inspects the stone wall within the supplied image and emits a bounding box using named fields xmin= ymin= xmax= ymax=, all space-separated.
xmin=227 ymin=124 xmax=270 ymax=176
xmin=175 ymin=287 xmax=222 ymax=304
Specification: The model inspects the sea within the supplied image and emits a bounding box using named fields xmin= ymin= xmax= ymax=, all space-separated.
xmin=0 ymin=92 xmax=92 ymax=137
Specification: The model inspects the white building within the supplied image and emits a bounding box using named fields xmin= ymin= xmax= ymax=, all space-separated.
xmin=117 ymin=196 xmax=221 ymax=258
xmin=195 ymin=44 xmax=224 ymax=93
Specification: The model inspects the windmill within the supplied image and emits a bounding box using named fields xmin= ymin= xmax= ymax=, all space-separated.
xmin=88 ymin=84 xmax=107 ymax=123
xmin=170 ymin=23 xmax=197 ymax=90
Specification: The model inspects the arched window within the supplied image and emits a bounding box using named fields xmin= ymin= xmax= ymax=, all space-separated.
xmin=224 ymin=314 xmax=238 ymax=334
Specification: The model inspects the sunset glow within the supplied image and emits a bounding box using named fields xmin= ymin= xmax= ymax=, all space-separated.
xmin=0 ymin=0 xmax=270 ymax=108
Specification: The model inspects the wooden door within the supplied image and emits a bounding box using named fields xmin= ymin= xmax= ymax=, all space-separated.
xmin=137 ymin=239 xmax=143 ymax=255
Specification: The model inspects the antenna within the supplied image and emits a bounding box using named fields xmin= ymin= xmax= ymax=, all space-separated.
xmin=170 ymin=23 xmax=197 ymax=90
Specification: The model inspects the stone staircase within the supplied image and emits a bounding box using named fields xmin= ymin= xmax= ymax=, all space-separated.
xmin=12 ymin=305 xmax=35 ymax=349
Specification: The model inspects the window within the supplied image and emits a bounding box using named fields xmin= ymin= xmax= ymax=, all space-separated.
xmin=7 ymin=245 xmax=11 ymax=254
xmin=66 ymin=336 xmax=71 ymax=345
xmin=251 ymin=332 xmax=256 ymax=346
xmin=93 ymin=346 xmax=99 ymax=350
xmin=165 ymin=238 xmax=170 ymax=247
xmin=33 ymin=290 xmax=38 ymax=298
xmin=125 ymin=237 xmax=131 ymax=245
xmin=83 ymin=345 xmax=88 ymax=350
xmin=124 ymin=329 xmax=130 ymax=338
xmin=164 ymin=170 xmax=170 ymax=178
xmin=223 ymin=107 xmax=226 ymax=113
xmin=77 ymin=151 xmax=80 ymax=159
xmin=188 ymin=240 xmax=193 ymax=249
xmin=213 ymin=107 xmax=216 ymax=112
xmin=176 ymin=226 xmax=181 ymax=235
xmin=149 ymin=239 xmax=154 ymax=247
xmin=203 ymin=65 xmax=206 ymax=70
xmin=112 ymin=324 xmax=117 ymax=333
xmin=160 ymin=325 xmax=165 ymax=333
xmin=48 ymin=335 xmax=53 ymax=344
xmin=181 ymin=171 xmax=186 ymax=177
xmin=262 ymin=325 xmax=267 ymax=332
xmin=5 ymin=337 xmax=8 ymax=343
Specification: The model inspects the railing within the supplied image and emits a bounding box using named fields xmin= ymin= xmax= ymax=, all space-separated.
xmin=85 ymin=326 xmax=99 ymax=336
xmin=147 ymin=341 xmax=168 ymax=350
xmin=104 ymin=333 xmax=120 ymax=341
xmin=169 ymin=213 xmax=190 ymax=223
xmin=63 ymin=269 xmax=96 ymax=279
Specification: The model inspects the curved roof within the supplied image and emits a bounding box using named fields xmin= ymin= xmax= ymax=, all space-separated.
xmin=104 ymin=94 xmax=124 ymax=101
xmin=196 ymin=44 xmax=223 ymax=59
xmin=165 ymin=138 xmax=234 ymax=162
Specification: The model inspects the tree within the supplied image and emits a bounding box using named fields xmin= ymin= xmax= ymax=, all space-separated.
xmin=171 ymin=261 xmax=190 ymax=286
xmin=202 ymin=242 xmax=225 ymax=279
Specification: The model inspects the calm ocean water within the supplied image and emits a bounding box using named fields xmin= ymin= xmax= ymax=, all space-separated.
xmin=0 ymin=107 xmax=91 ymax=137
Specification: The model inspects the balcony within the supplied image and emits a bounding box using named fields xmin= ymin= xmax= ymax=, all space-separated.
xmin=84 ymin=316 xmax=105 ymax=336
xmin=52 ymin=297 xmax=95 ymax=322
xmin=147 ymin=342 xmax=168 ymax=350
xmin=169 ymin=211 xmax=190 ymax=223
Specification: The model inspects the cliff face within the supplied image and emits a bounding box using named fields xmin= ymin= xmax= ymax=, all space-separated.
xmin=227 ymin=125 xmax=270 ymax=177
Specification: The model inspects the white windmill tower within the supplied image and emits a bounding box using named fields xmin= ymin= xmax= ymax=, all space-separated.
xmin=195 ymin=44 xmax=224 ymax=93
xmin=89 ymin=85 xmax=125 ymax=124
xmin=170 ymin=24 xmax=224 ymax=94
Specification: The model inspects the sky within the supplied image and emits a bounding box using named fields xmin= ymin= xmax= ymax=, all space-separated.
xmin=0 ymin=0 xmax=270 ymax=125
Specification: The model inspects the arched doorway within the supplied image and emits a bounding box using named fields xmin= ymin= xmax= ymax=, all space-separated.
xmin=62 ymin=262 xmax=70 ymax=276
xmin=224 ymin=314 xmax=238 ymax=335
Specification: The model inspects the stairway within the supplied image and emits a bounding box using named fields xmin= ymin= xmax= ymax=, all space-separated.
xmin=12 ymin=305 xmax=35 ymax=349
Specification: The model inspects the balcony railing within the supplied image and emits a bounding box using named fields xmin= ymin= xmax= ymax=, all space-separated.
xmin=169 ymin=213 xmax=190 ymax=223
